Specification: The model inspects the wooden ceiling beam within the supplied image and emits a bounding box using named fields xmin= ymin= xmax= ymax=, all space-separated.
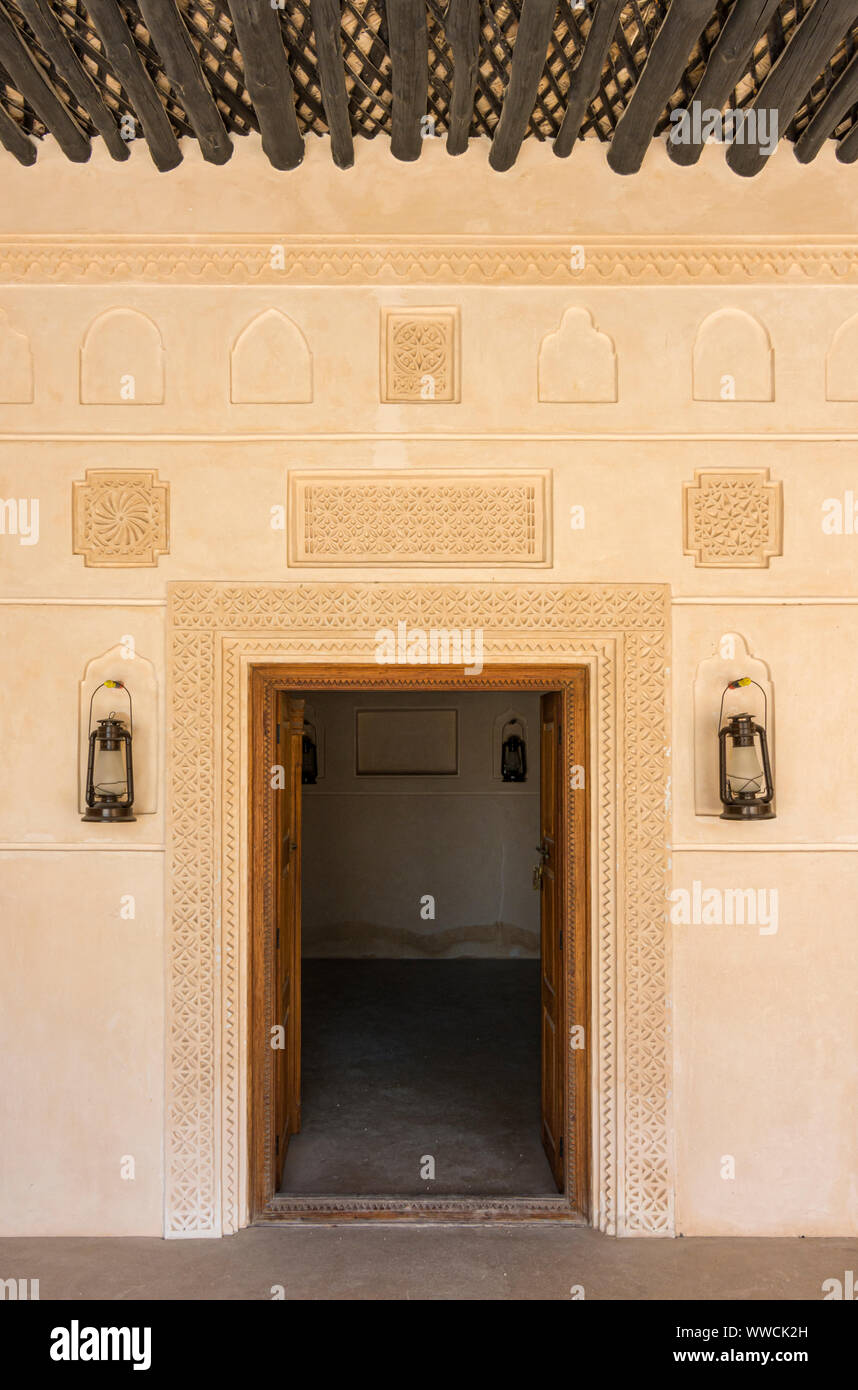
xmin=554 ymin=0 xmax=623 ymax=159
xmin=0 ymin=0 xmax=90 ymax=161
xmin=16 ymin=0 xmax=128 ymax=161
xmin=667 ymin=0 xmax=781 ymax=167
xmin=446 ymin=0 xmax=479 ymax=156
xmin=0 ymin=94 xmax=36 ymax=164
xmin=387 ymin=0 xmax=426 ymax=162
xmin=727 ymin=0 xmax=856 ymax=177
xmin=835 ymin=111 xmax=858 ymax=162
xmin=137 ymin=0 xmax=232 ymax=164
xmin=489 ymin=0 xmax=556 ymax=173
xmin=608 ymin=0 xmax=713 ymax=175
xmin=85 ymin=0 xmax=182 ymax=171
xmin=309 ymin=0 xmax=353 ymax=169
xmin=794 ymin=48 xmax=858 ymax=162
xmin=227 ymin=0 xmax=303 ymax=170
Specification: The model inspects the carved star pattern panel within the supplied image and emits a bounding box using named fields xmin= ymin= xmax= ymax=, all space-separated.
xmin=381 ymin=308 xmax=460 ymax=402
xmin=72 ymin=469 xmax=170 ymax=568
xmin=683 ymin=469 xmax=783 ymax=569
xmin=289 ymin=470 xmax=550 ymax=565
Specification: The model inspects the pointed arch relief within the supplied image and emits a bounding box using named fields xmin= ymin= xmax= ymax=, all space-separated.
xmin=538 ymin=307 xmax=617 ymax=403
xmin=80 ymin=308 xmax=165 ymax=405
xmin=692 ymin=308 xmax=774 ymax=402
xmin=230 ymin=308 xmax=313 ymax=404
xmin=826 ymin=313 xmax=858 ymax=401
xmin=0 ymin=308 xmax=34 ymax=403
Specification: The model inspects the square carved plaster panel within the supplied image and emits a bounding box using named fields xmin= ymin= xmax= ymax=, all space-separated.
xmin=682 ymin=469 xmax=782 ymax=569
xmin=288 ymin=469 xmax=551 ymax=566
xmin=72 ymin=469 xmax=170 ymax=568
xmin=380 ymin=307 xmax=461 ymax=402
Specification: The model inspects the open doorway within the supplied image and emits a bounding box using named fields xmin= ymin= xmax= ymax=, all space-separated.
xmin=249 ymin=665 xmax=589 ymax=1222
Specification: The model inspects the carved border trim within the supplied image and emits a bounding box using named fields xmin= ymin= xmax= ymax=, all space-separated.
xmin=4 ymin=237 xmax=858 ymax=284
xmin=166 ymin=583 xmax=671 ymax=1238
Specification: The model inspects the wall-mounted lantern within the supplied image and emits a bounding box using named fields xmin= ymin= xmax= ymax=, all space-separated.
xmin=718 ymin=678 xmax=775 ymax=821
xmin=301 ymin=719 xmax=318 ymax=785
xmin=82 ymin=680 xmax=136 ymax=823
xmin=501 ymin=718 xmax=527 ymax=783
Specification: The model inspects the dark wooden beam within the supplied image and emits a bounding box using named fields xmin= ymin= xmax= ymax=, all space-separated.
xmin=227 ymin=0 xmax=303 ymax=170
xmin=554 ymin=0 xmax=623 ymax=159
xmin=608 ymin=0 xmax=712 ymax=175
xmin=489 ymin=0 xmax=556 ymax=172
xmin=667 ymin=0 xmax=781 ymax=167
xmin=0 ymin=0 xmax=90 ymax=161
xmin=727 ymin=0 xmax=856 ymax=177
xmin=446 ymin=0 xmax=479 ymax=156
xmin=310 ymin=0 xmax=353 ymax=169
xmin=0 ymin=96 xmax=36 ymax=164
xmin=137 ymin=0 xmax=232 ymax=164
xmin=835 ymin=112 xmax=858 ymax=163
xmin=16 ymin=0 xmax=128 ymax=160
xmin=794 ymin=48 xmax=858 ymax=162
xmin=85 ymin=0 xmax=182 ymax=171
xmin=387 ymin=0 xmax=426 ymax=162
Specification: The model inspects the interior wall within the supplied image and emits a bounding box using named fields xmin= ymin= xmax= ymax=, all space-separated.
xmin=1 ymin=136 xmax=857 ymax=1235
xmin=301 ymin=691 xmax=540 ymax=958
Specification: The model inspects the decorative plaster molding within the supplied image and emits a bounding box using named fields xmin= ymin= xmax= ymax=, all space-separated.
xmin=380 ymin=307 xmax=460 ymax=402
xmin=683 ymin=469 xmax=783 ymax=569
xmin=230 ymin=308 xmax=312 ymax=404
xmin=0 ymin=308 xmax=33 ymax=402
xmin=287 ymin=469 xmax=551 ymax=566
xmin=166 ymin=582 xmax=671 ymax=1238
xmin=3 ymin=237 xmax=858 ymax=284
xmin=80 ymin=308 xmax=165 ymax=405
xmin=692 ymin=308 xmax=774 ymax=403
xmin=72 ymin=469 xmax=170 ymax=567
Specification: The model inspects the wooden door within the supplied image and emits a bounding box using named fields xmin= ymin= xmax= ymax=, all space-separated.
xmin=538 ymin=691 xmax=565 ymax=1190
xmin=273 ymin=693 xmax=304 ymax=1187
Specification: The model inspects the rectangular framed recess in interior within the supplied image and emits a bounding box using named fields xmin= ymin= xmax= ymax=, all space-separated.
xmin=248 ymin=663 xmax=590 ymax=1224
xmin=355 ymin=706 xmax=459 ymax=776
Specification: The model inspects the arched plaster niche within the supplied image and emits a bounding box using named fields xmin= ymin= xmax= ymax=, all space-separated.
xmin=79 ymin=643 xmax=159 ymax=815
xmin=80 ymin=308 xmax=165 ymax=404
xmin=537 ymin=307 xmax=617 ymax=403
xmin=229 ymin=308 xmax=313 ymax=403
xmin=0 ymin=309 xmax=34 ymax=402
xmin=826 ymin=313 xmax=858 ymax=400
xmin=692 ymin=308 xmax=774 ymax=402
xmin=491 ymin=706 xmax=531 ymax=782
xmin=693 ymin=633 xmax=773 ymax=816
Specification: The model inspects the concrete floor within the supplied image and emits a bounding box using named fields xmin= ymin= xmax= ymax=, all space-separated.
xmin=281 ymin=959 xmax=555 ymax=1196
xmin=2 ymin=1228 xmax=856 ymax=1300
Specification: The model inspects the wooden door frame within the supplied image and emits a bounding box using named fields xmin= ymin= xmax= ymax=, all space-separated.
xmin=249 ymin=662 xmax=590 ymax=1224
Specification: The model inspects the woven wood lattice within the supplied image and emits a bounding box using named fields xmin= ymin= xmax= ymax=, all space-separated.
xmin=2 ymin=1 xmax=857 ymax=164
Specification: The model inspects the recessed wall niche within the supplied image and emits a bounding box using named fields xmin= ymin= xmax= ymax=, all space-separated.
xmin=537 ymin=307 xmax=618 ymax=403
xmin=692 ymin=633 xmax=774 ymax=817
xmin=79 ymin=644 xmax=159 ymax=816
xmin=692 ymin=307 xmax=774 ymax=402
xmin=0 ymin=308 xmax=34 ymax=402
xmin=80 ymin=308 xmax=165 ymax=404
xmin=229 ymin=308 xmax=313 ymax=403
xmin=826 ymin=312 xmax=858 ymax=400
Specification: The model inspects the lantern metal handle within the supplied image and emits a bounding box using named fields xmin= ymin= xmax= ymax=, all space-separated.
xmin=87 ymin=679 xmax=133 ymax=740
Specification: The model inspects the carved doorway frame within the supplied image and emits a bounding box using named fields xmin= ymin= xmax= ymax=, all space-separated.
xmin=165 ymin=581 xmax=672 ymax=1237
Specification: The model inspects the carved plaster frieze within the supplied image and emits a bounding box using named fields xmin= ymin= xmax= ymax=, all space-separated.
xmin=72 ymin=468 xmax=170 ymax=568
xmin=683 ymin=468 xmax=783 ymax=569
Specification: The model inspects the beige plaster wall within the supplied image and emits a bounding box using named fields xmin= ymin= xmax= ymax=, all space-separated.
xmin=1 ymin=136 xmax=857 ymax=1236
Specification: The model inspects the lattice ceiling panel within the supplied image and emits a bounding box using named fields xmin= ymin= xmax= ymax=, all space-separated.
xmin=1 ymin=1 xmax=857 ymax=172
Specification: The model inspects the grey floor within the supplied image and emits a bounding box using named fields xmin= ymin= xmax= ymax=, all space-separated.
xmin=280 ymin=959 xmax=556 ymax=1197
xmin=4 ymin=1229 xmax=857 ymax=1301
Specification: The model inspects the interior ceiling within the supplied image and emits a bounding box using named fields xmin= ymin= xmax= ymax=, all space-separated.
xmin=1 ymin=1 xmax=858 ymax=175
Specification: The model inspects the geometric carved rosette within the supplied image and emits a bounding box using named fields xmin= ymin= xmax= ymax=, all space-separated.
xmin=288 ymin=470 xmax=550 ymax=566
xmin=72 ymin=468 xmax=170 ymax=568
xmin=682 ymin=468 xmax=782 ymax=568
xmin=166 ymin=582 xmax=671 ymax=1239
xmin=381 ymin=307 xmax=460 ymax=402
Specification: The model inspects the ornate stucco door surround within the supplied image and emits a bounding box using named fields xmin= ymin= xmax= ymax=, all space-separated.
xmin=165 ymin=581 xmax=672 ymax=1237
